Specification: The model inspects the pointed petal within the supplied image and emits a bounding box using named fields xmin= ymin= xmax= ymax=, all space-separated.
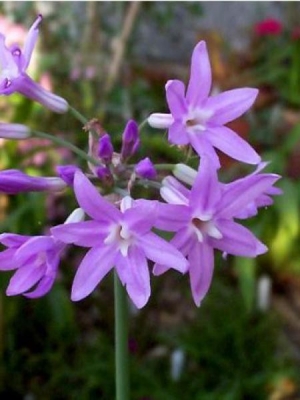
xmin=206 ymin=88 xmax=258 ymax=125
xmin=155 ymin=203 xmax=190 ymax=231
xmin=71 ymin=246 xmax=116 ymax=301
xmin=0 ymin=249 xmax=17 ymax=270
xmin=23 ymin=15 xmax=42 ymax=70
xmin=15 ymin=236 xmax=54 ymax=265
xmin=148 ymin=113 xmax=174 ymax=129
xmin=186 ymin=41 xmax=212 ymax=106
xmin=216 ymin=173 xmax=280 ymax=219
xmin=124 ymin=200 xmax=157 ymax=234
xmin=7 ymin=265 xmax=45 ymax=296
xmin=138 ymin=232 xmax=188 ymax=273
xmin=208 ymin=126 xmax=261 ymax=165
xmin=0 ymin=233 xmax=30 ymax=248
xmin=51 ymin=221 xmax=107 ymax=247
xmin=210 ymin=219 xmax=267 ymax=257
xmin=190 ymin=156 xmax=222 ymax=216
xmin=188 ymin=242 xmax=214 ymax=306
xmin=117 ymin=247 xmax=150 ymax=309
xmin=189 ymin=133 xmax=221 ymax=168
xmin=166 ymin=79 xmax=188 ymax=117
xmin=74 ymin=171 xmax=120 ymax=223
xmin=24 ymin=275 xmax=55 ymax=298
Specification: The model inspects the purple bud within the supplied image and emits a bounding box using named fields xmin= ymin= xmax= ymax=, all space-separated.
xmin=96 ymin=166 xmax=111 ymax=180
xmin=98 ymin=134 xmax=113 ymax=163
xmin=56 ymin=165 xmax=80 ymax=186
xmin=121 ymin=120 xmax=140 ymax=160
xmin=135 ymin=158 xmax=157 ymax=180
xmin=0 ymin=170 xmax=66 ymax=194
xmin=0 ymin=123 xmax=30 ymax=139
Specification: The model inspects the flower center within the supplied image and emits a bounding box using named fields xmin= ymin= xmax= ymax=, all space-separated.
xmin=191 ymin=217 xmax=222 ymax=242
xmin=185 ymin=108 xmax=213 ymax=133
xmin=104 ymin=223 xmax=133 ymax=257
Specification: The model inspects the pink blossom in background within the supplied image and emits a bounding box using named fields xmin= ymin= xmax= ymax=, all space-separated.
xmin=254 ymin=18 xmax=283 ymax=36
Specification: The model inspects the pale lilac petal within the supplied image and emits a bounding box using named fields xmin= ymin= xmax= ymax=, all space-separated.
xmin=0 ymin=233 xmax=30 ymax=247
xmin=155 ymin=203 xmax=190 ymax=231
xmin=168 ymin=120 xmax=189 ymax=145
xmin=7 ymin=265 xmax=45 ymax=296
xmin=208 ymin=126 xmax=261 ymax=165
xmin=188 ymin=242 xmax=214 ymax=306
xmin=51 ymin=221 xmax=107 ymax=247
xmin=166 ymin=79 xmax=188 ymax=116
xmin=186 ymin=41 xmax=212 ymax=106
xmin=206 ymin=88 xmax=258 ymax=125
xmin=24 ymin=275 xmax=55 ymax=298
xmin=189 ymin=133 xmax=221 ymax=168
xmin=71 ymin=246 xmax=116 ymax=301
xmin=138 ymin=232 xmax=188 ymax=273
xmin=22 ymin=15 xmax=42 ymax=70
xmin=162 ymin=176 xmax=190 ymax=198
xmin=210 ymin=219 xmax=267 ymax=257
xmin=0 ymin=249 xmax=18 ymax=270
xmin=74 ymin=171 xmax=120 ymax=223
xmin=15 ymin=236 xmax=54 ymax=265
xmin=116 ymin=246 xmax=150 ymax=309
xmin=190 ymin=156 xmax=221 ymax=216
xmin=216 ymin=174 xmax=280 ymax=219
xmin=124 ymin=200 xmax=157 ymax=234
xmin=148 ymin=113 xmax=174 ymax=129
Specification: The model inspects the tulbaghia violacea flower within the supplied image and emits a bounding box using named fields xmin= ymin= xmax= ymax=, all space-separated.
xmin=0 ymin=208 xmax=84 ymax=298
xmin=0 ymin=15 xmax=68 ymax=113
xmin=148 ymin=41 xmax=261 ymax=168
xmin=154 ymin=157 xmax=280 ymax=306
xmin=51 ymin=171 xmax=188 ymax=308
xmin=135 ymin=157 xmax=157 ymax=179
xmin=0 ymin=122 xmax=30 ymax=139
xmin=0 ymin=169 xmax=66 ymax=194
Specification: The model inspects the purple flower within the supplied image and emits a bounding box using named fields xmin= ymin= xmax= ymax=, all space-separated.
xmin=148 ymin=41 xmax=260 ymax=168
xmin=0 ymin=208 xmax=84 ymax=297
xmin=121 ymin=120 xmax=140 ymax=160
xmin=135 ymin=157 xmax=157 ymax=180
xmin=0 ymin=169 xmax=66 ymax=194
xmin=98 ymin=134 xmax=113 ymax=163
xmin=0 ymin=15 xmax=68 ymax=113
xmin=154 ymin=157 xmax=280 ymax=306
xmin=0 ymin=122 xmax=30 ymax=139
xmin=56 ymin=165 xmax=80 ymax=186
xmin=51 ymin=171 xmax=188 ymax=308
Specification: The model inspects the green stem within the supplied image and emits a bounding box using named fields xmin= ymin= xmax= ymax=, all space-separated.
xmin=68 ymin=105 xmax=89 ymax=125
xmin=138 ymin=118 xmax=148 ymax=132
xmin=114 ymin=272 xmax=129 ymax=400
xmin=31 ymin=130 xmax=100 ymax=166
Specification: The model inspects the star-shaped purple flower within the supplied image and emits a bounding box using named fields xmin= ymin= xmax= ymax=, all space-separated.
xmin=0 ymin=15 xmax=68 ymax=113
xmin=148 ymin=41 xmax=261 ymax=168
xmin=51 ymin=171 xmax=188 ymax=308
xmin=154 ymin=157 xmax=280 ymax=306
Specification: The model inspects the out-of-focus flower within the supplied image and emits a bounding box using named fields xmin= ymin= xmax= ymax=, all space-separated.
xmin=51 ymin=171 xmax=188 ymax=308
xmin=148 ymin=41 xmax=260 ymax=168
xmin=0 ymin=169 xmax=66 ymax=194
xmin=0 ymin=15 xmax=68 ymax=113
xmin=135 ymin=157 xmax=157 ymax=180
xmin=0 ymin=208 xmax=84 ymax=298
xmin=154 ymin=157 xmax=280 ymax=306
xmin=254 ymin=18 xmax=283 ymax=36
xmin=98 ymin=134 xmax=113 ymax=164
xmin=0 ymin=122 xmax=30 ymax=139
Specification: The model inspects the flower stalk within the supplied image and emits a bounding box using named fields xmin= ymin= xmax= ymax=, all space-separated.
xmin=114 ymin=272 xmax=129 ymax=400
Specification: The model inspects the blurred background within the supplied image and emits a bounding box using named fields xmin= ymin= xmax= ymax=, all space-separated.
xmin=0 ymin=2 xmax=300 ymax=399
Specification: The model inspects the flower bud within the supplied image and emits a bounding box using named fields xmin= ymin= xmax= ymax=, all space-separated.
xmin=121 ymin=120 xmax=139 ymax=160
xmin=135 ymin=157 xmax=157 ymax=179
xmin=98 ymin=134 xmax=113 ymax=163
xmin=56 ymin=165 xmax=80 ymax=186
xmin=0 ymin=123 xmax=30 ymax=139
xmin=173 ymin=163 xmax=197 ymax=185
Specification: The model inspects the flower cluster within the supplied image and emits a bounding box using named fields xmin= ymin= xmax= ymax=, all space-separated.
xmin=0 ymin=17 xmax=281 ymax=308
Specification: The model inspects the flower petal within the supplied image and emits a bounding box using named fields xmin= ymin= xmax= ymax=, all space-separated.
xmin=138 ymin=232 xmax=188 ymax=273
xmin=24 ymin=275 xmax=55 ymax=298
xmin=206 ymin=88 xmax=258 ymax=125
xmin=155 ymin=203 xmax=190 ymax=231
xmin=188 ymin=242 xmax=214 ymax=306
xmin=168 ymin=121 xmax=189 ymax=145
xmin=116 ymin=246 xmax=150 ymax=309
xmin=0 ymin=249 xmax=17 ymax=270
xmin=186 ymin=41 xmax=212 ymax=106
xmin=71 ymin=246 xmax=116 ymax=301
xmin=189 ymin=133 xmax=221 ymax=168
xmin=209 ymin=219 xmax=267 ymax=257
xmin=166 ymin=79 xmax=188 ymax=117
xmin=0 ymin=233 xmax=30 ymax=248
xmin=22 ymin=15 xmax=42 ymax=70
xmin=74 ymin=170 xmax=120 ymax=223
xmin=15 ymin=236 xmax=54 ymax=265
xmin=208 ymin=126 xmax=261 ymax=165
xmin=51 ymin=221 xmax=107 ymax=247
xmin=124 ymin=199 xmax=157 ymax=234
xmin=6 ymin=264 xmax=45 ymax=296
